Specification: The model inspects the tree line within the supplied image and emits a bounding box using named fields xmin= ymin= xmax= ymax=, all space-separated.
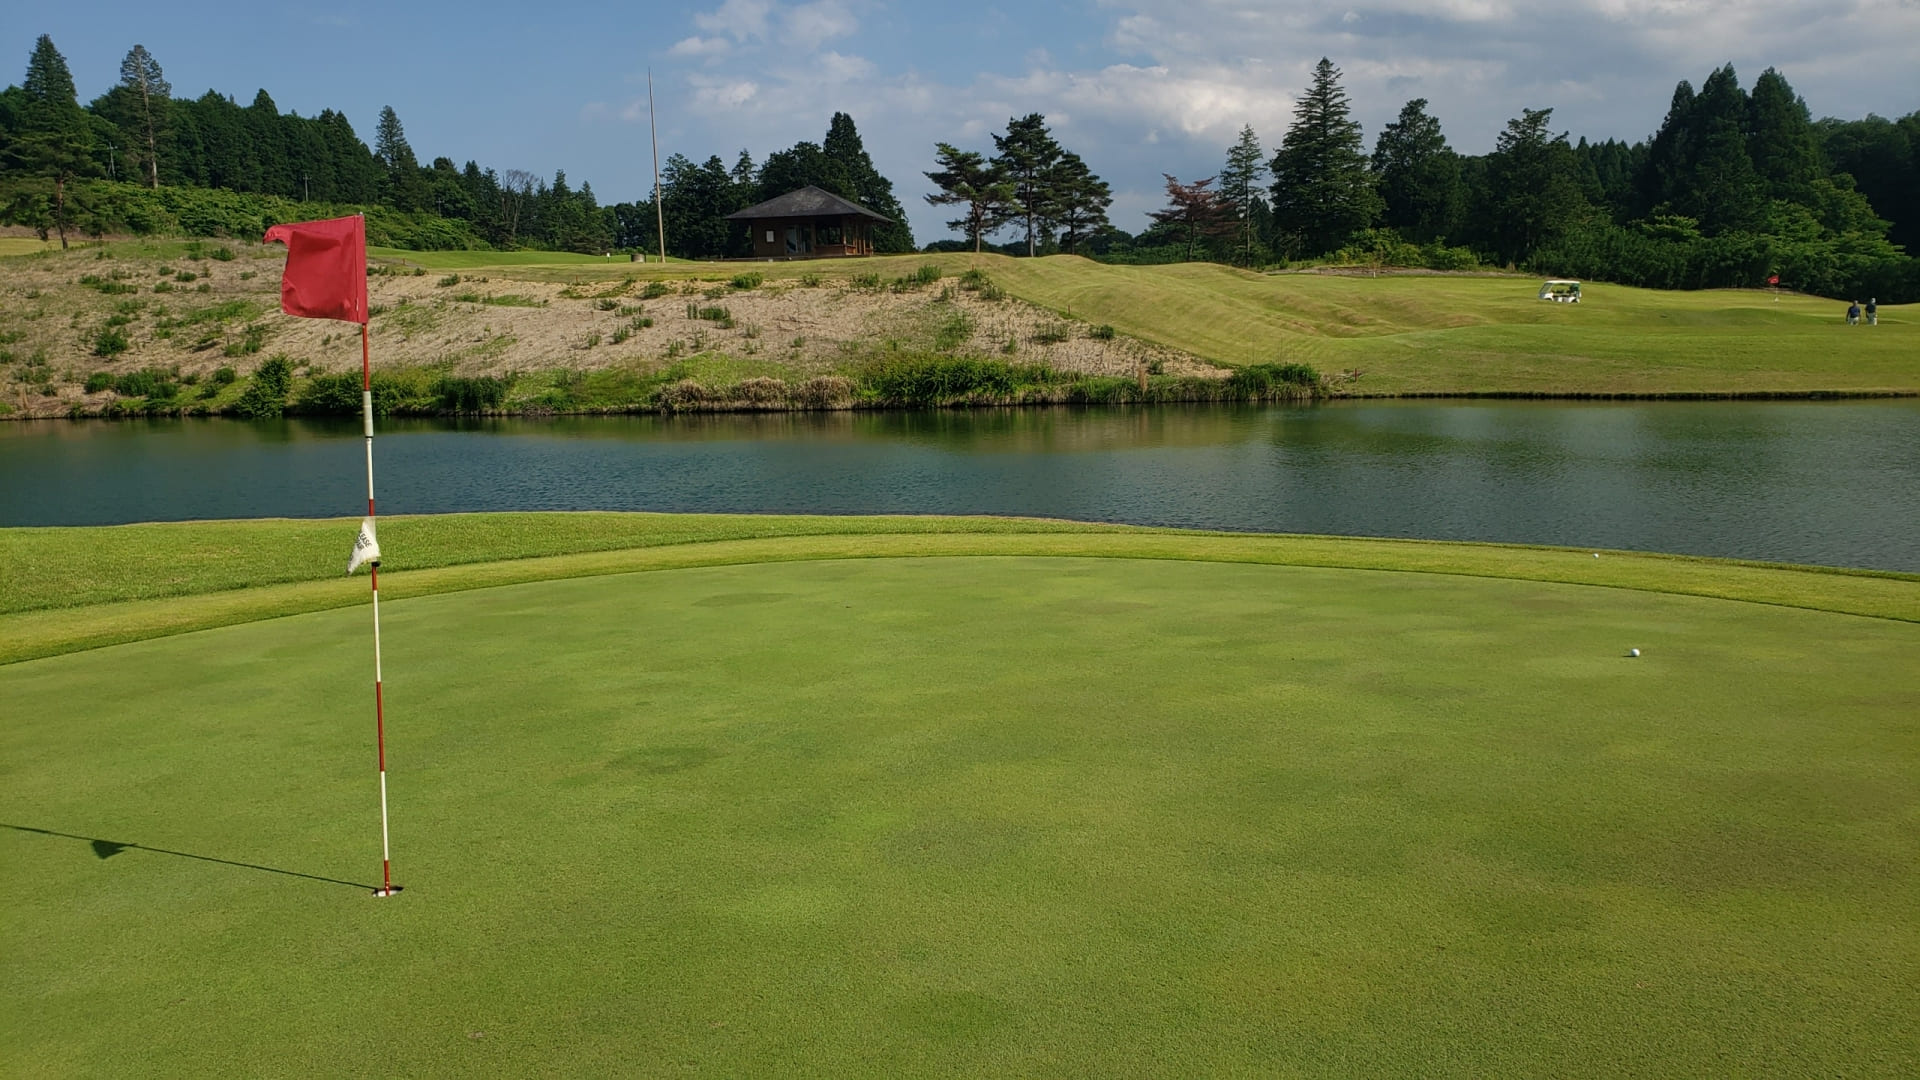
xmin=0 ymin=36 xmax=620 ymax=252
xmin=3 ymin=33 xmax=1913 ymax=299
xmin=1028 ymin=58 xmax=1914 ymax=301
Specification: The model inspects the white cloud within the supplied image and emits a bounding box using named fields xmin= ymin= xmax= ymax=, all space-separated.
xmin=815 ymin=51 xmax=877 ymax=83
xmin=694 ymin=0 xmax=775 ymax=41
xmin=690 ymin=76 xmax=762 ymax=109
xmin=669 ymin=36 xmax=734 ymax=59
xmin=784 ymin=1 xmax=859 ymax=50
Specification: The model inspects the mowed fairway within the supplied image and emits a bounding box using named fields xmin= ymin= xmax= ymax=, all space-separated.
xmin=4 ymin=551 xmax=1917 ymax=1076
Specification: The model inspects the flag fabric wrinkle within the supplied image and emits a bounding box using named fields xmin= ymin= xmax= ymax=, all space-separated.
xmin=262 ymin=215 xmax=368 ymax=324
xmin=348 ymin=517 xmax=381 ymax=575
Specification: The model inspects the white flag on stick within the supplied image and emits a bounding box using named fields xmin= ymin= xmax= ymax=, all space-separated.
xmin=347 ymin=517 xmax=381 ymax=575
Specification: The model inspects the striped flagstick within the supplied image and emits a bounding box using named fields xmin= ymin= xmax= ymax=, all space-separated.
xmin=360 ymin=322 xmax=400 ymax=898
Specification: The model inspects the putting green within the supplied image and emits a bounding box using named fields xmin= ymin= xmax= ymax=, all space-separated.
xmin=4 ymin=556 xmax=1916 ymax=1076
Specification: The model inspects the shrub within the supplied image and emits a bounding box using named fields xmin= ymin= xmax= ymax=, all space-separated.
xmin=865 ymin=355 xmax=1037 ymax=404
xmin=1031 ymin=321 xmax=1072 ymax=345
xmin=84 ymin=371 xmax=113 ymax=393
xmin=437 ymin=274 xmax=462 ymax=287
xmin=222 ymin=324 xmax=268 ymax=357
xmin=1088 ymin=324 xmax=1116 ymax=340
xmin=851 ymin=273 xmax=882 ymax=290
xmin=1225 ymin=362 xmax=1321 ymax=398
xmin=933 ymin=310 xmax=974 ymax=352
xmin=594 ymin=298 xmax=618 ymax=311
xmin=210 ymin=245 xmax=235 ymax=261
xmin=92 ymin=327 xmax=131 ymax=357
xmin=729 ymin=271 xmax=764 ymax=290
xmin=79 ymin=275 xmax=138 ymax=295
xmin=432 ymin=374 xmax=509 ymax=413
xmin=210 ymin=365 xmax=238 ymax=386
xmin=798 ymin=273 xmax=822 ymax=287
xmin=112 ymin=366 xmax=178 ymax=399
xmin=641 ymin=281 xmax=671 ymax=299
xmin=232 ymin=355 xmax=295 ymax=418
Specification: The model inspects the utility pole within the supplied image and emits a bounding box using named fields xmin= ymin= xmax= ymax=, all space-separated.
xmin=649 ymin=69 xmax=666 ymax=264
xmin=104 ymin=142 xmax=117 ymax=181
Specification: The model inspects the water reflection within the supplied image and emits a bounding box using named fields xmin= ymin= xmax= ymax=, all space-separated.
xmin=2 ymin=401 xmax=1916 ymax=571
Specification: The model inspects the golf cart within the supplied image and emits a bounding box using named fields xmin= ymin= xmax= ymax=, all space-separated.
xmin=1538 ymin=280 xmax=1582 ymax=303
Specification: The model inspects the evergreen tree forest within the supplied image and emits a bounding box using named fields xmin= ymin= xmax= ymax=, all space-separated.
xmin=0 ymin=35 xmax=912 ymax=259
xmin=1096 ymin=58 xmax=1918 ymax=301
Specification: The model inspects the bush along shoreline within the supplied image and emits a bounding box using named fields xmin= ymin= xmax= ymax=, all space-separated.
xmin=50 ymin=354 xmax=1326 ymax=420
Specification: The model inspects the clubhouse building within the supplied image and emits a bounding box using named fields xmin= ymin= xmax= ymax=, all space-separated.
xmin=725 ymin=186 xmax=890 ymax=258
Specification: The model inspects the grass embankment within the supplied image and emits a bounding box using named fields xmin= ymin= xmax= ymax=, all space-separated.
xmin=2 ymin=243 xmax=1278 ymax=418
xmin=374 ymin=250 xmax=1920 ymax=397
xmin=6 ymin=512 xmax=1919 ymax=665
xmin=3 ymin=516 xmax=1917 ymax=1075
xmin=5 ymin=242 xmax=1914 ymax=418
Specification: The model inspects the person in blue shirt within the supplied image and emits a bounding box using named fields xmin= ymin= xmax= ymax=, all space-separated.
xmin=1847 ymin=301 xmax=1861 ymax=325
xmin=1865 ymin=298 xmax=1878 ymax=325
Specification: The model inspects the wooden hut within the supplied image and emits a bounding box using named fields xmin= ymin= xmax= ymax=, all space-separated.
xmin=725 ymin=186 xmax=890 ymax=258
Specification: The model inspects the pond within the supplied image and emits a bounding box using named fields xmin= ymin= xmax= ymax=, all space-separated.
xmin=3 ymin=401 xmax=1917 ymax=572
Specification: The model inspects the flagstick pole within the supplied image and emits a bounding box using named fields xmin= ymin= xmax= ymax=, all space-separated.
xmin=363 ymin=320 xmax=399 ymax=898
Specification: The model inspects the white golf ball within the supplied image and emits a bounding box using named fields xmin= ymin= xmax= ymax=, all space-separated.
xmin=1629 ymin=648 xmax=1641 ymax=657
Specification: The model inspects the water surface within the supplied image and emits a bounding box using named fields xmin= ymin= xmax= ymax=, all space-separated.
xmin=3 ymin=401 xmax=1916 ymax=572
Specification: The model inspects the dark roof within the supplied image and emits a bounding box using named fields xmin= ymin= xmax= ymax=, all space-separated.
xmin=725 ymin=185 xmax=891 ymax=222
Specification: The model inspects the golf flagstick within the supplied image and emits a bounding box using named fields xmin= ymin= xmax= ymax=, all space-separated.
xmin=264 ymin=214 xmax=399 ymax=899
xmin=360 ymin=321 xmax=400 ymax=898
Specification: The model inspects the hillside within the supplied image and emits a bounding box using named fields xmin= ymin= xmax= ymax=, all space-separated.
xmin=1 ymin=243 xmax=1913 ymax=418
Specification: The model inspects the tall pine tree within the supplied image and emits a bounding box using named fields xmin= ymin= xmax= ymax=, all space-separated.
xmin=1371 ymin=99 xmax=1464 ymax=243
xmin=1218 ymin=125 xmax=1269 ymax=265
xmin=1269 ymin=58 xmax=1380 ymax=256
xmin=7 ymin=36 xmax=97 ymax=248
xmin=1480 ymin=107 xmax=1589 ymax=265
xmin=992 ymin=114 xmax=1064 ymax=256
xmin=115 ymin=45 xmax=168 ymax=187
xmin=1747 ymin=68 xmax=1822 ymax=204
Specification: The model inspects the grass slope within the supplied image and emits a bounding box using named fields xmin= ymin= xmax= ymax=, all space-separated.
xmin=6 ymin=515 xmax=1919 ymax=668
xmin=4 ymin=552 xmax=1916 ymax=1076
xmin=386 ymin=251 xmax=1919 ymax=396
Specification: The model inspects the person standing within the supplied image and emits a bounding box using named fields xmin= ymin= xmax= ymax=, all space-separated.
xmin=1847 ymin=300 xmax=1861 ymax=325
xmin=1865 ymin=298 xmax=1878 ymax=325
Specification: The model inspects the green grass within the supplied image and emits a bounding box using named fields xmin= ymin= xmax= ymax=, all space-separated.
xmin=438 ymin=251 xmax=1914 ymax=395
xmin=2 ymin=524 xmax=1916 ymax=1076
xmin=971 ymin=257 xmax=1919 ymax=396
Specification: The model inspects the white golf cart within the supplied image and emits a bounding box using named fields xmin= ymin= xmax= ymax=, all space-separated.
xmin=1538 ymin=279 xmax=1582 ymax=303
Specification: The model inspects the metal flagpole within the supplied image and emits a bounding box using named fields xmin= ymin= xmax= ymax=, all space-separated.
xmin=362 ymin=316 xmax=400 ymax=898
xmin=649 ymin=69 xmax=666 ymax=264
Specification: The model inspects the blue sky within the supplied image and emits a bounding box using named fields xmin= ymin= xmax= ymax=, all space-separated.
xmin=9 ymin=1 xmax=1917 ymax=242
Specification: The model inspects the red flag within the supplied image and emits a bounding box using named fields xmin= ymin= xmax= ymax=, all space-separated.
xmin=263 ymin=215 xmax=368 ymax=324
xmin=1768 ymin=274 xmax=1781 ymax=285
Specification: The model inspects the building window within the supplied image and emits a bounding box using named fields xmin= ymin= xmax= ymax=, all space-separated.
xmin=765 ymin=230 xmax=774 ymax=244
